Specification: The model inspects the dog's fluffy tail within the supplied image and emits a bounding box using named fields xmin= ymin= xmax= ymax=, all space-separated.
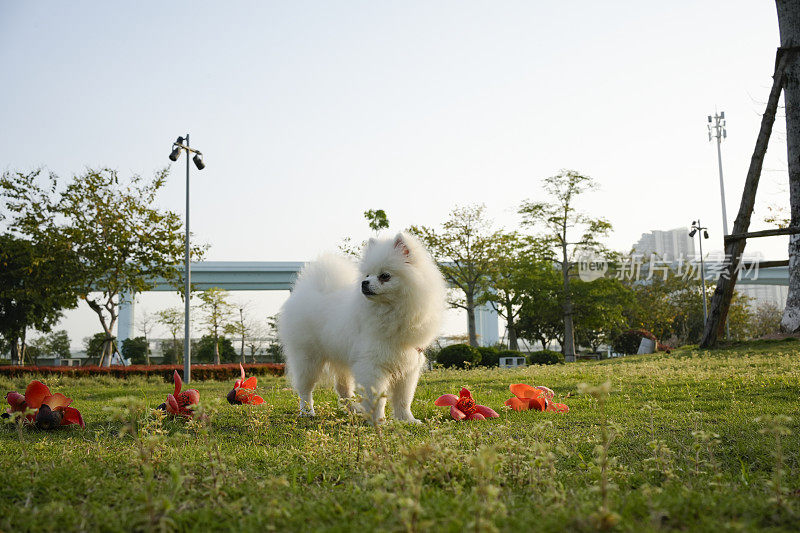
xmin=292 ymin=253 xmax=357 ymax=294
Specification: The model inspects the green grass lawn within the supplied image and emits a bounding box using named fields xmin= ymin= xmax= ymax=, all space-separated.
xmin=1 ymin=340 xmax=799 ymax=532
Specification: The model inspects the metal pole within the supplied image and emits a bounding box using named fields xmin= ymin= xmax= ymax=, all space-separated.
xmin=716 ymin=128 xmax=729 ymax=236
xmin=710 ymin=112 xmax=730 ymax=338
xmin=698 ymin=220 xmax=708 ymax=324
xmin=184 ymin=133 xmax=191 ymax=383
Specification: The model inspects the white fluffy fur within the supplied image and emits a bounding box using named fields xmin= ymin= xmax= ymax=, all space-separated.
xmin=278 ymin=232 xmax=446 ymax=423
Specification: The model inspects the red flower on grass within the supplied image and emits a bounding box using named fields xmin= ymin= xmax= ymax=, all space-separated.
xmin=4 ymin=380 xmax=85 ymax=429
xmin=159 ymin=370 xmax=199 ymax=418
xmin=504 ymin=384 xmax=569 ymax=413
xmin=435 ymin=388 xmax=499 ymax=421
xmin=226 ymin=364 xmax=265 ymax=405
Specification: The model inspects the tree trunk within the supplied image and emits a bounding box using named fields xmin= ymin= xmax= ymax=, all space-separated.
xmin=537 ymin=336 xmax=548 ymax=351
xmin=700 ymin=46 xmax=790 ymax=346
xmin=779 ymin=0 xmax=800 ymax=331
xmin=561 ymin=241 xmax=576 ymax=362
xmin=213 ymin=323 xmax=221 ymax=365
xmin=10 ymin=337 xmax=20 ymax=365
xmin=505 ymin=302 xmax=519 ymax=351
xmin=466 ymin=293 xmax=478 ymax=347
xmin=20 ymin=329 xmax=29 ymax=365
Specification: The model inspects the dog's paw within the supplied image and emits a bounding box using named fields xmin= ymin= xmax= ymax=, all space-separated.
xmin=299 ymin=409 xmax=316 ymax=418
xmin=394 ymin=412 xmax=422 ymax=424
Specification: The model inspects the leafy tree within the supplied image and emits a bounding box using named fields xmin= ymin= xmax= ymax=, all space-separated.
xmin=263 ymin=314 xmax=284 ymax=363
xmin=47 ymin=330 xmax=72 ymax=359
xmin=244 ymin=321 xmax=268 ymax=363
xmin=571 ymin=278 xmax=632 ymax=352
xmin=195 ymin=334 xmax=237 ymax=364
xmin=519 ymin=170 xmax=612 ymax=361
xmin=515 ymin=264 xmax=563 ymax=350
xmin=161 ymin=345 xmax=179 ymax=365
xmin=156 ymin=307 xmax=184 ymax=364
xmin=480 ymin=233 xmax=551 ymax=351
xmin=364 ymin=209 xmax=389 ymax=233
xmin=136 ymin=309 xmax=156 ymax=365
xmin=28 ymin=330 xmax=72 ymax=364
xmin=26 ymin=337 xmax=47 ymax=365
xmin=0 ymin=230 xmax=81 ymax=365
xmin=197 ymin=287 xmax=234 ymax=364
xmin=1 ymin=168 xmax=204 ymax=366
xmin=340 ymin=209 xmax=391 ymax=256
xmin=622 ymin=262 xmax=755 ymax=345
xmin=411 ymin=204 xmax=499 ymax=346
xmin=517 ymin=273 xmax=629 ymax=354
xmin=265 ymin=342 xmax=285 ymax=363
xmin=225 ymin=302 xmax=258 ymax=364
xmin=121 ymin=336 xmax=148 ymax=365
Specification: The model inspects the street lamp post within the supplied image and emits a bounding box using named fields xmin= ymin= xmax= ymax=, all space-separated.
xmin=169 ymin=134 xmax=205 ymax=383
xmin=689 ymin=220 xmax=710 ymax=324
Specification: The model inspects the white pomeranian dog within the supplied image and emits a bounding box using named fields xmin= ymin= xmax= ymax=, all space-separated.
xmin=278 ymin=232 xmax=446 ymax=423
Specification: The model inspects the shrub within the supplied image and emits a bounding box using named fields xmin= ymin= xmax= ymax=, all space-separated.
xmin=613 ymin=329 xmax=657 ymax=355
xmin=527 ymin=350 xmax=562 ymax=365
xmin=476 ymin=346 xmax=500 ymax=367
xmin=436 ymin=344 xmax=481 ymax=368
xmin=0 ymin=363 xmax=284 ymax=381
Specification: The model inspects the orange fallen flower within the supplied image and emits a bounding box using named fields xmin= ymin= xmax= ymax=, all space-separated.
xmin=505 ymin=384 xmax=569 ymax=413
xmin=226 ymin=364 xmax=265 ymax=405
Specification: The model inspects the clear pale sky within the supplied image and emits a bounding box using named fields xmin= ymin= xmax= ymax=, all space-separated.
xmin=0 ymin=2 xmax=792 ymax=347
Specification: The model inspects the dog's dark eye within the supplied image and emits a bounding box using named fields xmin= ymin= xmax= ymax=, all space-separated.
xmin=378 ymin=273 xmax=391 ymax=282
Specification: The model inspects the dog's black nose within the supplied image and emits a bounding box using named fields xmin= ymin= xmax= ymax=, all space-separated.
xmin=361 ymin=280 xmax=374 ymax=295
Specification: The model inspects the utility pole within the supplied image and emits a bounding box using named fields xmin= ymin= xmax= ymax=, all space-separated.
xmin=708 ymin=111 xmax=730 ymax=338
xmin=708 ymin=111 xmax=729 ymax=237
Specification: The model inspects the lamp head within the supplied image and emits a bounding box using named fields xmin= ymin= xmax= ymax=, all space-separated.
xmin=193 ymin=152 xmax=205 ymax=170
xmin=169 ymin=146 xmax=181 ymax=161
xmin=703 ymin=230 xmax=709 ymax=239
xmin=689 ymin=229 xmax=697 ymax=238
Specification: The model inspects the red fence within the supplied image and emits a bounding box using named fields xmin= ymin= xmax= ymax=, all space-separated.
xmin=0 ymin=363 xmax=285 ymax=381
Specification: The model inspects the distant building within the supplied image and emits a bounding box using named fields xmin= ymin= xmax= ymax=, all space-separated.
xmin=633 ymin=227 xmax=696 ymax=260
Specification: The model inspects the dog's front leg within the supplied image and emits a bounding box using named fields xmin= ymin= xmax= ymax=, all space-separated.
xmin=390 ymin=363 xmax=423 ymax=424
xmin=353 ymin=362 xmax=389 ymax=425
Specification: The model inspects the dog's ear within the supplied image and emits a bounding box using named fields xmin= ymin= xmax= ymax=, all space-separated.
xmin=394 ymin=233 xmax=410 ymax=259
